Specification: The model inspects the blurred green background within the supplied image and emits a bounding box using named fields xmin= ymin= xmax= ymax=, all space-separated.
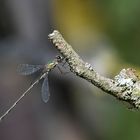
xmin=0 ymin=0 xmax=140 ymax=140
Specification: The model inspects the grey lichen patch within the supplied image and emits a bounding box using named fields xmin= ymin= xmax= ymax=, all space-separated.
xmin=48 ymin=30 xmax=58 ymax=39
xmin=132 ymin=82 xmax=140 ymax=98
xmin=135 ymin=99 xmax=140 ymax=109
xmin=114 ymin=68 xmax=140 ymax=109
xmin=131 ymin=81 xmax=140 ymax=108
xmin=114 ymin=68 xmax=138 ymax=87
xmin=85 ymin=62 xmax=94 ymax=71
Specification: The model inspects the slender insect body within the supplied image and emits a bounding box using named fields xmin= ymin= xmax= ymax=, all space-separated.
xmin=0 ymin=55 xmax=65 ymax=121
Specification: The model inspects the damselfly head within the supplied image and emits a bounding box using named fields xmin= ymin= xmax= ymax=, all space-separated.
xmin=55 ymin=55 xmax=64 ymax=63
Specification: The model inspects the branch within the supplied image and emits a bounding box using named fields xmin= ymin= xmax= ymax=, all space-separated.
xmin=48 ymin=30 xmax=140 ymax=110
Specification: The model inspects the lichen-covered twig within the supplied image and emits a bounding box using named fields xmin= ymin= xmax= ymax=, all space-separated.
xmin=48 ymin=30 xmax=140 ymax=109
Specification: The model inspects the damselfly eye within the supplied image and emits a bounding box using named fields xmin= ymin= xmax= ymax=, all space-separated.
xmin=56 ymin=55 xmax=63 ymax=62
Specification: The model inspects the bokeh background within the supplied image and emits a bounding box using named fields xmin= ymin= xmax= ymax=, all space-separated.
xmin=0 ymin=0 xmax=140 ymax=140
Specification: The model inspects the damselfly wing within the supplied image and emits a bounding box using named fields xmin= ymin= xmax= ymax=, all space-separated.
xmin=41 ymin=75 xmax=50 ymax=103
xmin=17 ymin=64 xmax=50 ymax=103
xmin=17 ymin=64 xmax=44 ymax=75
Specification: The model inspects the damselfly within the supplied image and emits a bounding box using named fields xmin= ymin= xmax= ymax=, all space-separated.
xmin=0 ymin=55 xmax=64 ymax=121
